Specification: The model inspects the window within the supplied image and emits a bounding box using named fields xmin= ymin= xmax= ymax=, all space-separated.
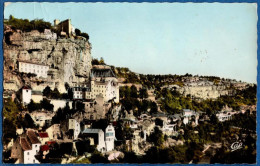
xmin=27 ymin=152 xmax=30 ymax=155
xmin=35 ymin=145 xmax=37 ymax=148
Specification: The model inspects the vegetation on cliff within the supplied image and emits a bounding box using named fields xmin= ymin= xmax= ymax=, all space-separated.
xmin=4 ymin=15 xmax=89 ymax=40
xmin=5 ymin=15 xmax=52 ymax=32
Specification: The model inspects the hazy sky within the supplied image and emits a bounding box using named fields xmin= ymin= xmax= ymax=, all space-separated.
xmin=4 ymin=2 xmax=258 ymax=83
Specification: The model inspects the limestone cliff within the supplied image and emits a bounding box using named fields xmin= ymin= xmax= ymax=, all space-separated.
xmin=178 ymin=85 xmax=233 ymax=100
xmin=3 ymin=26 xmax=92 ymax=93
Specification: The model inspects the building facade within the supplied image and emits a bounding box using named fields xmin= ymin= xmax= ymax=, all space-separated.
xmin=105 ymin=124 xmax=115 ymax=152
xmin=68 ymin=119 xmax=80 ymax=140
xmin=18 ymin=61 xmax=49 ymax=78
xmin=22 ymin=86 xmax=32 ymax=106
xmin=11 ymin=130 xmax=41 ymax=164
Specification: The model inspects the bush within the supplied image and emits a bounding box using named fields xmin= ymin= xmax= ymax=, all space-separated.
xmin=5 ymin=15 xmax=52 ymax=32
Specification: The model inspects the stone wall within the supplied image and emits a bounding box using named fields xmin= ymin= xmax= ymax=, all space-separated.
xmin=50 ymin=99 xmax=73 ymax=112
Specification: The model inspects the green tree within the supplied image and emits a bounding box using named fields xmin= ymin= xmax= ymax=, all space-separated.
xmin=148 ymin=127 xmax=164 ymax=147
xmin=99 ymin=57 xmax=106 ymax=65
xmin=139 ymin=88 xmax=148 ymax=99
xmin=43 ymin=86 xmax=51 ymax=98
xmin=90 ymin=150 xmax=109 ymax=163
xmin=3 ymin=98 xmax=20 ymax=145
xmin=130 ymin=85 xmax=138 ymax=98
xmin=40 ymin=98 xmax=54 ymax=111
xmin=27 ymin=100 xmax=40 ymax=112
xmin=92 ymin=58 xmax=100 ymax=65
xmin=75 ymin=28 xmax=81 ymax=36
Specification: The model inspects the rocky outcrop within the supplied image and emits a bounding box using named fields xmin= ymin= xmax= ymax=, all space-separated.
xmin=4 ymin=27 xmax=92 ymax=93
xmin=178 ymin=85 xmax=233 ymax=100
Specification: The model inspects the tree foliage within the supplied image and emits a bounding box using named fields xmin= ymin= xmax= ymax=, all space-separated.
xmin=5 ymin=15 xmax=52 ymax=32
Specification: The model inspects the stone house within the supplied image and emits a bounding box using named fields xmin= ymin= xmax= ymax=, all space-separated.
xmin=46 ymin=124 xmax=61 ymax=140
xmin=162 ymin=121 xmax=178 ymax=136
xmin=182 ymin=109 xmax=199 ymax=126
xmin=216 ymin=112 xmax=233 ymax=122
xmin=68 ymin=119 xmax=81 ymax=140
xmin=11 ymin=129 xmax=41 ymax=164
xmin=81 ymin=124 xmax=116 ymax=153
xmin=81 ymin=128 xmax=106 ymax=152
xmin=83 ymin=95 xmax=108 ymax=120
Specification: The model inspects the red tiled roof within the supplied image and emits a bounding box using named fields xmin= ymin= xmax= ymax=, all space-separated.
xmin=27 ymin=130 xmax=41 ymax=144
xmin=113 ymin=121 xmax=117 ymax=126
xmin=20 ymin=137 xmax=31 ymax=151
xmin=47 ymin=141 xmax=56 ymax=145
xmin=38 ymin=132 xmax=49 ymax=138
xmin=40 ymin=145 xmax=49 ymax=151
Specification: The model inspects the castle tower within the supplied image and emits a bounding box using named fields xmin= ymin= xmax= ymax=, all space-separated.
xmin=54 ymin=19 xmax=60 ymax=26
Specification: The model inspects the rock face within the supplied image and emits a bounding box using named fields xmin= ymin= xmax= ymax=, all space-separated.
xmin=4 ymin=27 xmax=92 ymax=93
xmin=178 ymin=85 xmax=233 ymax=100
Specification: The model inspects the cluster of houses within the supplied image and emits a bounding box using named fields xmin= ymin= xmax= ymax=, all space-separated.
xmin=9 ymin=95 xmax=251 ymax=163
xmin=10 ymin=122 xmax=116 ymax=164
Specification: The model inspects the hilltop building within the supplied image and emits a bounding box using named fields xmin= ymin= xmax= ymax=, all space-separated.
xmin=54 ymin=19 xmax=75 ymax=37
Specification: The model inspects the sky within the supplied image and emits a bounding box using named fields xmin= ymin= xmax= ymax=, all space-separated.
xmin=4 ymin=2 xmax=258 ymax=83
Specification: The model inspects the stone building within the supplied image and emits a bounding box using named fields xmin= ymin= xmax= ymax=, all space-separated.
xmin=83 ymin=95 xmax=109 ymax=120
xmin=18 ymin=60 xmax=49 ymax=78
xmin=68 ymin=119 xmax=81 ymax=140
xmin=105 ymin=124 xmax=116 ymax=152
xmin=216 ymin=111 xmax=233 ymax=122
xmin=11 ymin=129 xmax=41 ymax=164
xmin=21 ymin=86 xmax=31 ymax=106
xmin=54 ymin=19 xmax=75 ymax=37
xmin=46 ymin=124 xmax=61 ymax=140
xmin=72 ymin=65 xmax=120 ymax=103
xmin=81 ymin=124 xmax=116 ymax=153
xmin=182 ymin=109 xmax=199 ymax=126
